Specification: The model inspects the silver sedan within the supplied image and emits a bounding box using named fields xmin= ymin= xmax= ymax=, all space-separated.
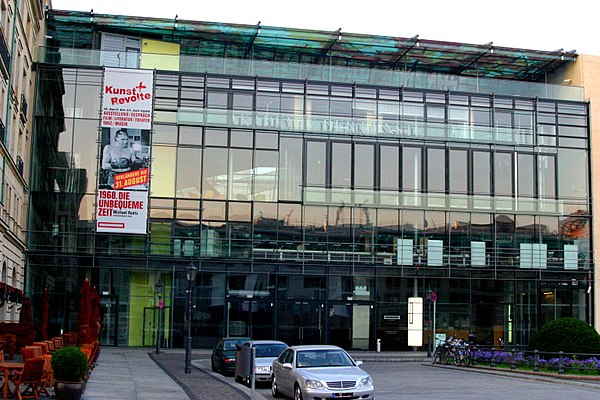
xmin=271 ymin=345 xmax=374 ymax=400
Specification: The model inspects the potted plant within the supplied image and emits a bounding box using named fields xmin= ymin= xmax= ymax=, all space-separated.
xmin=51 ymin=346 xmax=89 ymax=400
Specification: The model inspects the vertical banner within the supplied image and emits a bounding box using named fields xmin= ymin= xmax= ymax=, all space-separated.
xmin=96 ymin=68 xmax=154 ymax=234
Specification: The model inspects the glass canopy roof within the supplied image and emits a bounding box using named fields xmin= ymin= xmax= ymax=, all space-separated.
xmin=48 ymin=9 xmax=576 ymax=82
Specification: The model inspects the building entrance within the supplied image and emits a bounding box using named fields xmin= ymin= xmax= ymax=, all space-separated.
xmin=278 ymin=301 xmax=324 ymax=345
xmin=100 ymin=295 xmax=119 ymax=346
xmin=226 ymin=300 xmax=274 ymax=339
xmin=329 ymin=303 xmax=371 ymax=350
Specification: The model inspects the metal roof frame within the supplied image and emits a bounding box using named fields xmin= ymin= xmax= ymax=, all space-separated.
xmin=47 ymin=9 xmax=577 ymax=81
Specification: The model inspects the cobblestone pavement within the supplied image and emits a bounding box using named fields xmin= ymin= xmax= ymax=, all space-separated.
xmin=150 ymin=351 xmax=248 ymax=400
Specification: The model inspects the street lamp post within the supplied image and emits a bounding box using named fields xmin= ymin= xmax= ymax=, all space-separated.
xmin=185 ymin=263 xmax=198 ymax=374
xmin=426 ymin=287 xmax=433 ymax=357
xmin=155 ymin=279 xmax=164 ymax=355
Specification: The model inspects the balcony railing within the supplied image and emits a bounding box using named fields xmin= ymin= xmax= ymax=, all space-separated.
xmin=37 ymin=47 xmax=584 ymax=101
xmin=0 ymin=33 xmax=10 ymax=73
xmin=0 ymin=118 xmax=5 ymax=145
xmin=16 ymin=156 xmax=24 ymax=177
xmin=20 ymin=94 xmax=28 ymax=123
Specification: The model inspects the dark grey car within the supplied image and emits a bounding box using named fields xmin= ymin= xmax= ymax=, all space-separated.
xmin=210 ymin=337 xmax=251 ymax=374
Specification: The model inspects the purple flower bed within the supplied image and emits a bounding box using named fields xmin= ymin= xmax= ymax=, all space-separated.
xmin=473 ymin=350 xmax=600 ymax=375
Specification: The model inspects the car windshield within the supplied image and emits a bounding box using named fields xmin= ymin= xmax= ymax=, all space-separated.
xmin=296 ymin=350 xmax=354 ymax=368
xmin=255 ymin=344 xmax=287 ymax=358
xmin=223 ymin=339 xmax=248 ymax=351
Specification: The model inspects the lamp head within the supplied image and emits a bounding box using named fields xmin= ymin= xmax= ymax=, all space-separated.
xmin=186 ymin=263 xmax=198 ymax=283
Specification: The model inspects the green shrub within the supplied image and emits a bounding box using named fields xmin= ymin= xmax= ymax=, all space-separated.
xmin=51 ymin=346 xmax=89 ymax=382
xmin=528 ymin=318 xmax=600 ymax=354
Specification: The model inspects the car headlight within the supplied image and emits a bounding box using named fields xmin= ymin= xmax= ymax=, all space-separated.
xmin=304 ymin=379 xmax=326 ymax=389
xmin=358 ymin=376 xmax=373 ymax=388
xmin=255 ymin=366 xmax=271 ymax=372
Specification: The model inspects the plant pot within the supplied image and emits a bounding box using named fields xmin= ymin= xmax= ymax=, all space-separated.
xmin=54 ymin=381 xmax=87 ymax=400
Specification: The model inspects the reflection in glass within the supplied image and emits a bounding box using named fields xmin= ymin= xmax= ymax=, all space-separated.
xmin=151 ymin=146 xmax=176 ymax=197
xmin=355 ymin=144 xmax=374 ymax=189
xmin=402 ymin=147 xmax=421 ymax=191
xmin=380 ymin=146 xmax=399 ymax=191
xmin=494 ymin=152 xmax=513 ymax=196
xmin=254 ymin=150 xmax=278 ymax=202
xmin=473 ymin=151 xmax=491 ymax=195
xmin=279 ymin=137 xmax=303 ymax=201
xmin=278 ymin=204 xmax=302 ymax=247
xmin=72 ymin=119 xmax=100 ymax=193
xmin=253 ymin=202 xmax=278 ymax=249
xmin=202 ymin=147 xmax=228 ymax=199
xmin=538 ymin=154 xmax=556 ymax=198
xmin=304 ymin=205 xmax=328 ymax=250
xmin=376 ymin=209 xmax=399 ymax=253
xmin=176 ymin=147 xmax=201 ymax=198
xmin=517 ymin=153 xmax=534 ymax=197
xmin=558 ymin=149 xmax=588 ymax=199
xmin=306 ymin=141 xmax=327 ymax=187
xmin=427 ymin=148 xmax=445 ymax=193
xmin=332 ymin=142 xmax=351 ymax=188
xmin=449 ymin=149 xmax=467 ymax=194
xmin=228 ymin=148 xmax=253 ymax=201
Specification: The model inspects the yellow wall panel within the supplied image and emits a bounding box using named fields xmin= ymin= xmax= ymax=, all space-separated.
xmin=141 ymin=39 xmax=180 ymax=71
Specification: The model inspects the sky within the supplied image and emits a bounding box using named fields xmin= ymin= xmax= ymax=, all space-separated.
xmin=51 ymin=0 xmax=599 ymax=56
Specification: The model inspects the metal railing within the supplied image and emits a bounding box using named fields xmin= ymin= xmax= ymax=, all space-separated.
xmin=36 ymin=47 xmax=584 ymax=101
xmin=27 ymin=231 xmax=592 ymax=272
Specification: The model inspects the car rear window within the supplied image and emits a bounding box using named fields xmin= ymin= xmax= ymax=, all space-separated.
xmin=255 ymin=344 xmax=287 ymax=357
xmin=224 ymin=339 xmax=248 ymax=350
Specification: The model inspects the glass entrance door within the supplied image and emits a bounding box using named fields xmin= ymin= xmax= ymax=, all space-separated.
xmin=226 ymin=300 xmax=274 ymax=339
xmin=278 ymin=301 xmax=324 ymax=346
xmin=100 ymin=295 xmax=118 ymax=346
xmin=329 ymin=303 xmax=371 ymax=350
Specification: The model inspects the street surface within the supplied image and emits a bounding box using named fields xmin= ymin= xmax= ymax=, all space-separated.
xmin=199 ymin=359 xmax=600 ymax=400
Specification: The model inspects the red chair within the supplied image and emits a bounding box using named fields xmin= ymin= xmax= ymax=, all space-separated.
xmin=11 ymin=357 xmax=46 ymax=400
xmin=32 ymin=342 xmax=49 ymax=355
xmin=21 ymin=346 xmax=43 ymax=360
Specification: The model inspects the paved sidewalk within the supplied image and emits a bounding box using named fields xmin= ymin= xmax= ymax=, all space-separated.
xmin=81 ymin=347 xmax=189 ymax=400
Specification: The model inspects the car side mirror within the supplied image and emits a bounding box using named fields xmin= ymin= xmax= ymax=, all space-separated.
xmin=355 ymin=360 xmax=363 ymax=366
xmin=282 ymin=363 xmax=293 ymax=369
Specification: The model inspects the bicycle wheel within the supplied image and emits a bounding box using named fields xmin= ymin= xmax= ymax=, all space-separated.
xmin=453 ymin=348 xmax=462 ymax=366
xmin=431 ymin=347 xmax=439 ymax=364
xmin=463 ymin=350 xmax=473 ymax=366
xmin=441 ymin=348 xmax=452 ymax=365
xmin=432 ymin=346 xmax=443 ymax=364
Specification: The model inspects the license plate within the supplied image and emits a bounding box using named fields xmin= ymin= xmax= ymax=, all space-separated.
xmin=332 ymin=393 xmax=353 ymax=398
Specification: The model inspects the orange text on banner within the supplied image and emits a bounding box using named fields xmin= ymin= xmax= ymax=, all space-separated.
xmin=113 ymin=168 xmax=149 ymax=189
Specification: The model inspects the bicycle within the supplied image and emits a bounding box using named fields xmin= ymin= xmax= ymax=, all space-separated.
xmin=432 ymin=337 xmax=454 ymax=365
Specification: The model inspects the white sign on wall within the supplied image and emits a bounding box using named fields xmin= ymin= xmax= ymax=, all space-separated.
xmin=407 ymin=297 xmax=423 ymax=347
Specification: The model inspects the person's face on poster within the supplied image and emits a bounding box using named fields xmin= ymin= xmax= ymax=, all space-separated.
xmin=115 ymin=133 xmax=130 ymax=148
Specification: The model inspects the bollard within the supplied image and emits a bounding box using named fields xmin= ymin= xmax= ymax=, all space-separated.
xmin=376 ymin=339 xmax=381 ymax=353
xmin=511 ymin=348 xmax=516 ymax=370
xmin=559 ymin=351 xmax=564 ymax=374
xmin=533 ymin=350 xmax=539 ymax=372
xmin=490 ymin=348 xmax=495 ymax=368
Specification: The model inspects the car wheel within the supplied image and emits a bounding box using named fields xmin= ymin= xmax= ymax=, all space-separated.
xmin=271 ymin=376 xmax=281 ymax=398
xmin=211 ymin=360 xmax=217 ymax=372
xmin=294 ymin=384 xmax=303 ymax=400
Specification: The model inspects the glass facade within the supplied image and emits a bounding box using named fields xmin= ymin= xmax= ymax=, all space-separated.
xmin=27 ymin=12 xmax=592 ymax=351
